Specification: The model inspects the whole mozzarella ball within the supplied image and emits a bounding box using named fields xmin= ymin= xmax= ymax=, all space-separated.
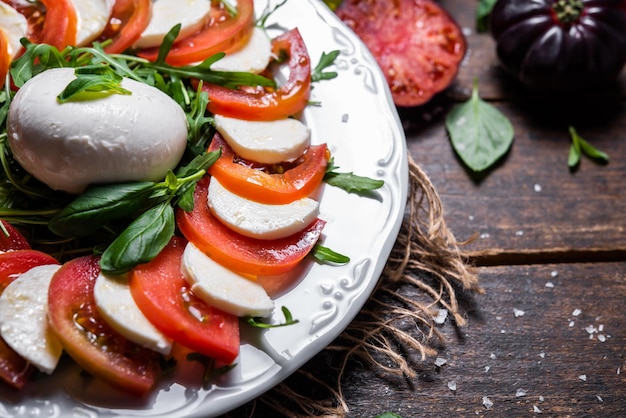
xmin=7 ymin=68 xmax=188 ymax=194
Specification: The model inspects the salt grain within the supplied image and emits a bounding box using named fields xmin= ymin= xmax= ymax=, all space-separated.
xmin=489 ymin=353 xmax=496 ymax=359
xmin=598 ymin=335 xmax=606 ymax=342
xmin=569 ymin=321 xmax=575 ymax=327
xmin=480 ymin=232 xmax=490 ymax=239
xmin=550 ymin=270 xmax=558 ymax=278
xmin=485 ymin=366 xmax=491 ymax=372
xmin=515 ymin=230 xmax=524 ymax=236
xmin=585 ymin=325 xmax=597 ymax=334
xmin=434 ymin=357 xmax=447 ymax=367
xmin=579 ymin=374 xmax=587 ymax=381
xmin=572 ymin=309 xmax=582 ymax=317
xmin=539 ymin=396 xmax=544 ymax=402
xmin=448 ymin=381 xmax=457 ymax=391
xmin=596 ymin=395 xmax=603 ymax=403
xmin=482 ymin=397 xmax=493 ymax=409
xmin=538 ymin=352 xmax=545 ymax=359
xmin=514 ymin=308 xmax=525 ymax=317
xmin=545 ymin=282 xmax=554 ymax=288
xmin=534 ymin=184 xmax=542 ymax=192
xmin=533 ymin=405 xmax=542 ymax=413
xmin=433 ymin=309 xmax=448 ymax=325
xmin=516 ymin=388 xmax=527 ymax=397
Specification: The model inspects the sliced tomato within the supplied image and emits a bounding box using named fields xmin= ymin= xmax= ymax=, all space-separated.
xmin=0 ymin=30 xmax=10 ymax=89
xmin=0 ymin=220 xmax=31 ymax=252
xmin=130 ymin=237 xmax=240 ymax=364
xmin=36 ymin=0 xmax=78 ymax=49
xmin=176 ymin=177 xmax=326 ymax=276
xmin=98 ymin=0 xmax=152 ymax=54
xmin=47 ymin=255 xmax=162 ymax=396
xmin=208 ymin=133 xmax=329 ymax=205
xmin=0 ymin=249 xmax=58 ymax=389
xmin=335 ymin=0 xmax=466 ymax=107
xmin=137 ymin=0 xmax=254 ymax=66
xmin=201 ymin=28 xmax=312 ymax=121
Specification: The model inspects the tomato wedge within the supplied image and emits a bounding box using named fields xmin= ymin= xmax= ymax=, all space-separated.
xmin=0 ymin=220 xmax=30 ymax=252
xmin=208 ymin=133 xmax=329 ymax=205
xmin=130 ymin=237 xmax=240 ymax=364
xmin=176 ymin=177 xmax=326 ymax=276
xmin=99 ymin=0 xmax=152 ymax=54
xmin=47 ymin=255 xmax=162 ymax=396
xmin=137 ymin=0 xmax=254 ymax=66
xmin=201 ymin=28 xmax=312 ymax=121
xmin=0 ymin=249 xmax=58 ymax=389
xmin=0 ymin=30 xmax=10 ymax=89
xmin=335 ymin=0 xmax=466 ymax=107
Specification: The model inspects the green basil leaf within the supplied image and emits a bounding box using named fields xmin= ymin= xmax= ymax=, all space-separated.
xmin=100 ymin=202 xmax=175 ymax=274
xmin=48 ymin=182 xmax=155 ymax=237
xmin=476 ymin=0 xmax=498 ymax=32
xmin=445 ymin=80 xmax=514 ymax=172
xmin=313 ymin=244 xmax=350 ymax=264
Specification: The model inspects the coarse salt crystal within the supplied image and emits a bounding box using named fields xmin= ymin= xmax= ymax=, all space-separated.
xmin=533 ymin=405 xmax=542 ymax=413
xmin=534 ymin=184 xmax=542 ymax=192
xmin=515 ymin=230 xmax=524 ymax=236
xmin=545 ymin=282 xmax=554 ymax=288
xmin=585 ymin=325 xmax=597 ymax=334
xmin=539 ymin=396 xmax=544 ymax=402
xmin=448 ymin=381 xmax=457 ymax=391
xmin=598 ymin=335 xmax=606 ymax=342
xmin=597 ymin=395 xmax=603 ymax=402
xmin=579 ymin=374 xmax=587 ymax=381
xmin=572 ymin=309 xmax=582 ymax=317
xmin=434 ymin=357 xmax=447 ymax=367
xmin=514 ymin=308 xmax=525 ymax=317
xmin=482 ymin=397 xmax=493 ymax=409
xmin=538 ymin=352 xmax=545 ymax=358
xmin=516 ymin=388 xmax=527 ymax=397
xmin=489 ymin=353 xmax=496 ymax=359
xmin=485 ymin=366 xmax=491 ymax=372
xmin=433 ymin=309 xmax=448 ymax=325
xmin=569 ymin=321 xmax=575 ymax=327
xmin=550 ymin=270 xmax=558 ymax=277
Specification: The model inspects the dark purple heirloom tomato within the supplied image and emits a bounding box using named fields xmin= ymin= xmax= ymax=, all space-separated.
xmin=489 ymin=0 xmax=626 ymax=90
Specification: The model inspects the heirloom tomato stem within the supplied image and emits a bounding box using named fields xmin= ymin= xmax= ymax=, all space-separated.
xmin=553 ymin=0 xmax=584 ymax=24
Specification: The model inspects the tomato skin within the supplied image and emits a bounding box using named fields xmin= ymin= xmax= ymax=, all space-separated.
xmin=201 ymin=28 xmax=312 ymax=120
xmin=0 ymin=30 xmax=10 ymax=89
xmin=99 ymin=0 xmax=152 ymax=54
xmin=137 ymin=0 xmax=254 ymax=66
xmin=335 ymin=0 xmax=466 ymax=107
xmin=0 ymin=220 xmax=31 ymax=252
xmin=208 ymin=133 xmax=329 ymax=205
xmin=176 ymin=177 xmax=326 ymax=276
xmin=490 ymin=0 xmax=626 ymax=90
xmin=37 ymin=0 xmax=78 ymax=49
xmin=0 ymin=249 xmax=58 ymax=389
xmin=130 ymin=237 xmax=240 ymax=364
xmin=47 ymin=255 xmax=162 ymax=396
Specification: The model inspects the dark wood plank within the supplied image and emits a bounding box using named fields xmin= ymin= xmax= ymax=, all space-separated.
xmin=330 ymin=262 xmax=626 ymax=417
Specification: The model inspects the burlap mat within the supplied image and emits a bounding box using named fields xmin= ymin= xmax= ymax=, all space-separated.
xmin=226 ymin=155 xmax=482 ymax=417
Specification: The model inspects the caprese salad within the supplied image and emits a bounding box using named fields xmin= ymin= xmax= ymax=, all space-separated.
xmin=0 ymin=0 xmax=383 ymax=399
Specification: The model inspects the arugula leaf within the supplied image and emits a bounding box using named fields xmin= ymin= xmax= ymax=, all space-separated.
xmin=312 ymin=244 xmax=350 ymax=264
xmin=445 ymin=79 xmax=514 ymax=172
xmin=100 ymin=202 xmax=175 ymax=275
xmin=476 ymin=0 xmax=498 ymax=33
xmin=312 ymin=50 xmax=340 ymax=82
xmin=324 ymin=159 xmax=384 ymax=193
xmin=247 ymin=306 xmax=299 ymax=328
xmin=568 ymin=126 xmax=609 ymax=168
xmin=57 ymin=66 xmax=131 ymax=102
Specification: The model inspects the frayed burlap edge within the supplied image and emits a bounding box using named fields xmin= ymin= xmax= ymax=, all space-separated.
xmin=239 ymin=154 xmax=482 ymax=418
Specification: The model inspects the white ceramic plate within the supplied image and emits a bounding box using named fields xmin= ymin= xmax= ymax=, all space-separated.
xmin=0 ymin=1 xmax=407 ymax=417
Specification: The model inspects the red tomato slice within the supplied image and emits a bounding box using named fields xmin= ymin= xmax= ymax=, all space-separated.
xmin=130 ymin=237 xmax=240 ymax=364
xmin=201 ymin=28 xmax=312 ymax=121
xmin=208 ymin=133 xmax=329 ymax=205
xmin=0 ymin=220 xmax=31 ymax=252
xmin=335 ymin=0 xmax=466 ymax=107
xmin=47 ymin=255 xmax=162 ymax=396
xmin=0 ymin=249 xmax=58 ymax=389
xmin=99 ymin=0 xmax=152 ymax=54
xmin=37 ymin=0 xmax=78 ymax=49
xmin=176 ymin=177 xmax=326 ymax=276
xmin=137 ymin=0 xmax=254 ymax=66
xmin=0 ymin=30 xmax=10 ymax=89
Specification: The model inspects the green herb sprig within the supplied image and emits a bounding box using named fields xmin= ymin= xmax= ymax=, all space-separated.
xmin=567 ymin=126 xmax=609 ymax=169
xmin=247 ymin=306 xmax=299 ymax=328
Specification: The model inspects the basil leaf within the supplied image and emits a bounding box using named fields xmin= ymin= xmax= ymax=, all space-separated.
xmin=445 ymin=79 xmax=514 ymax=172
xmin=476 ymin=0 xmax=498 ymax=33
xmin=313 ymin=244 xmax=350 ymax=264
xmin=569 ymin=126 xmax=609 ymax=166
xmin=100 ymin=202 xmax=175 ymax=274
xmin=48 ymin=182 xmax=155 ymax=237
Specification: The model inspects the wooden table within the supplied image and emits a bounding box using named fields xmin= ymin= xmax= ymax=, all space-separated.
xmin=226 ymin=1 xmax=626 ymax=416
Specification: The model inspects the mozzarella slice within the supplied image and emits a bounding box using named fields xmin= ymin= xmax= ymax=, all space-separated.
xmin=0 ymin=2 xmax=28 ymax=57
xmin=94 ymin=272 xmax=172 ymax=355
xmin=214 ymin=114 xmax=311 ymax=164
xmin=210 ymin=27 xmax=272 ymax=73
xmin=0 ymin=264 xmax=63 ymax=374
xmin=133 ymin=0 xmax=213 ymax=49
xmin=181 ymin=242 xmax=274 ymax=317
xmin=70 ymin=0 xmax=115 ymax=46
xmin=7 ymin=67 xmax=188 ymax=194
xmin=208 ymin=177 xmax=320 ymax=240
